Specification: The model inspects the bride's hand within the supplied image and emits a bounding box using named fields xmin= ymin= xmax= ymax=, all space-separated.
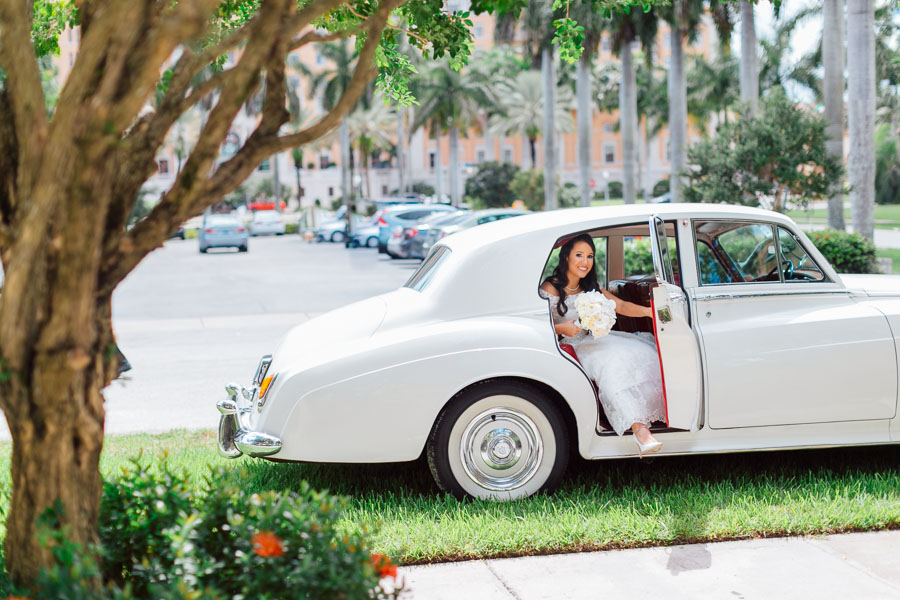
xmin=558 ymin=320 xmax=581 ymax=337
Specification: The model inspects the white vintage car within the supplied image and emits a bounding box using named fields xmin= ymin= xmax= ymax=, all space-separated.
xmin=216 ymin=204 xmax=900 ymax=500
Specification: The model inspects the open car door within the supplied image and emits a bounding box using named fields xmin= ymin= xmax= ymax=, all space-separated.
xmin=649 ymin=215 xmax=703 ymax=431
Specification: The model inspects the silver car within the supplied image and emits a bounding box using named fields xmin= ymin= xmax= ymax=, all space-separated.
xmin=249 ymin=210 xmax=286 ymax=236
xmin=198 ymin=214 xmax=249 ymax=253
xmin=421 ymin=208 xmax=531 ymax=256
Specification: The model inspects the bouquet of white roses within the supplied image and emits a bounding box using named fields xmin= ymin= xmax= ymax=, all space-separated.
xmin=574 ymin=291 xmax=617 ymax=338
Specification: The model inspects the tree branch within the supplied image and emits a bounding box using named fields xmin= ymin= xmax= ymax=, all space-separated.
xmin=289 ymin=26 xmax=364 ymax=50
xmin=0 ymin=0 xmax=48 ymax=195
xmin=199 ymin=0 xmax=402 ymax=206
xmin=99 ymin=0 xmax=299 ymax=294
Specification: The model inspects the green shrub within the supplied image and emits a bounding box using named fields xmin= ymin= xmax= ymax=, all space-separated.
xmin=464 ymin=161 xmax=520 ymax=208
xmin=510 ymin=169 xmax=544 ymax=211
xmin=285 ymin=222 xmax=299 ymax=234
xmin=557 ymin=183 xmax=581 ymax=208
xmin=606 ymin=181 xmax=623 ymax=199
xmin=17 ymin=458 xmax=401 ymax=599
xmin=807 ymin=229 xmax=878 ymax=273
xmin=651 ymin=179 xmax=670 ymax=197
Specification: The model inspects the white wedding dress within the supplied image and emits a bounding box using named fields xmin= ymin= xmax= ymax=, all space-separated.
xmin=541 ymin=290 xmax=666 ymax=435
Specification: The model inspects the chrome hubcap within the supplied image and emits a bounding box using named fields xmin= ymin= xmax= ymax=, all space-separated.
xmin=460 ymin=407 xmax=543 ymax=491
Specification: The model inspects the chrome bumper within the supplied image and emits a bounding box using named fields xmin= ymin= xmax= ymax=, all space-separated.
xmin=216 ymin=382 xmax=282 ymax=459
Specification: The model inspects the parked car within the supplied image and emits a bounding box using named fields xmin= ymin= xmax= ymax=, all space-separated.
xmin=377 ymin=203 xmax=457 ymax=256
xmin=349 ymin=225 xmax=381 ymax=248
xmin=314 ymin=206 xmax=368 ymax=243
xmin=420 ymin=208 xmax=531 ymax=256
xmin=217 ymin=204 xmax=900 ymax=501
xmin=199 ymin=214 xmax=249 ymax=253
xmin=393 ymin=210 xmax=467 ymax=260
xmin=249 ymin=210 xmax=286 ymax=236
xmin=169 ymin=225 xmax=185 ymax=240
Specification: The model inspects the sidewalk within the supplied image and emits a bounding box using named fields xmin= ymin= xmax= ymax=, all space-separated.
xmin=400 ymin=530 xmax=900 ymax=599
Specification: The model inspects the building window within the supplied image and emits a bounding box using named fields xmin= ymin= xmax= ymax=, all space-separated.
xmin=319 ymin=153 xmax=330 ymax=169
xmin=476 ymin=150 xmax=486 ymax=163
xmin=601 ymin=35 xmax=610 ymax=52
xmin=382 ymin=184 xmax=389 ymax=196
xmin=258 ymin=158 xmax=270 ymax=171
xmin=603 ymin=123 xmax=614 ymax=134
xmin=67 ymin=29 xmax=72 ymax=42
xmin=502 ymin=148 xmax=513 ymax=163
xmin=474 ymin=24 xmax=484 ymax=38
xmin=300 ymin=187 xmax=305 ymax=197
xmin=328 ymin=186 xmax=334 ymax=197
xmin=157 ymin=159 xmax=169 ymax=174
xmin=68 ymin=53 xmax=74 ymax=67
xmin=604 ymin=144 xmax=615 ymax=164
xmin=316 ymin=52 xmax=325 ymax=65
xmin=429 ymin=152 xmax=436 ymax=169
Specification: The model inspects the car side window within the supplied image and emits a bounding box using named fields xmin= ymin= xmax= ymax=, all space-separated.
xmin=477 ymin=215 xmax=499 ymax=225
xmin=697 ymin=242 xmax=729 ymax=284
xmin=694 ymin=221 xmax=778 ymax=284
xmin=777 ymin=227 xmax=826 ymax=282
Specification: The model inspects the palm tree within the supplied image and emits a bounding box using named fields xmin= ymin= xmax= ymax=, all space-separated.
xmin=757 ymin=7 xmax=822 ymax=100
xmin=739 ymin=1 xmax=759 ymax=114
xmin=824 ymin=0 xmax=846 ymax=229
xmin=306 ymin=40 xmax=357 ymax=210
xmin=489 ymin=70 xmax=575 ymax=169
xmin=848 ymin=0 xmax=876 ymax=240
xmin=608 ymin=11 xmax=659 ymax=204
xmin=410 ymin=62 xmax=492 ymax=206
xmin=346 ymin=103 xmax=397 ymax=198
xmin=570 ymin=0 xmax=606 ymax=207
xmin=687 ymin=53 xmax=739 ymax=130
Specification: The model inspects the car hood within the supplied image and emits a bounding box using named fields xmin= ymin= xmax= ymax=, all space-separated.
xmin=840 ymin=274 xmax=900 ymax=296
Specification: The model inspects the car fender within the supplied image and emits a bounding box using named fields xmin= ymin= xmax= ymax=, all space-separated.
xmin=257 ymin=317 xmax=598 ymax=462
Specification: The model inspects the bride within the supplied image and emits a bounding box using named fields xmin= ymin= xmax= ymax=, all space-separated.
xmin=539 ymin=233 xmax=666 ymax=456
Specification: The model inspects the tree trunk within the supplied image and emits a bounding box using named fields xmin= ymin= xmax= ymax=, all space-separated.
xmin=576 ymin=51 xmax=593 ymax=208
xmin=542 ymin=47 xmax=557 ymax=210
xmin=339 ymin=117 xmax=352 ymax=233
xmin=642 ymin=119 xmax=651 ymax=203
xmin=272 ymin=151 xmax=282 ymax=212
xmin=434 ymin=129 xmax=443 ymax=201
xmin=621 ymin=34 xmax=637 ymax=205
xmin=449 ymin=124 xmax=461 ymax=207
xmin=526 ymin=136 xmax=535 ymax=170
xmin=848 ymin=0 xmax=875 ymax=240
xmin=739 ymin=1 xmax=759 ymax=115
xmin=396 ymin=109 xmax=406 ymax=194
xmin=668 ymin=7 xmax=688 ymax=203
xmin=483 ymin=114 xmax=496 ymax=162
xmin=824 ymin=0 xmax=846 ymax=230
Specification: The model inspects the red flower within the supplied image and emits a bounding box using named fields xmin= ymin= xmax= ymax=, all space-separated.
xmin=252 ymin=531 xmax=285 ymax=558
xmin=370 ymin=553 xmax=398 ymax=579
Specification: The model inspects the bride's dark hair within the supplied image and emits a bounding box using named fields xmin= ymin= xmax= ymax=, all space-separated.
xmin=544 ymin=233 xmax=600 ymax=316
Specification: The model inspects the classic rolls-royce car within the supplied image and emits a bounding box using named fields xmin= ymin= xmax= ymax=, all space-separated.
xmin=217 ymin=204 xmax=900 ymax=500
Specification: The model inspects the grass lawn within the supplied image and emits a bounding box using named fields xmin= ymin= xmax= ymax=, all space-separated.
xmin=877 ymin=249 xmax=900 ymax=274
xmin=787 ymin=205 xmax=900 ymax=229
xmin=2 ymin=430 xmax=900 ymax=565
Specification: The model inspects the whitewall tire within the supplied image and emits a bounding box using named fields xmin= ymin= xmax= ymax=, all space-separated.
xmin=427 ymin=381 xmax=569 ymax=500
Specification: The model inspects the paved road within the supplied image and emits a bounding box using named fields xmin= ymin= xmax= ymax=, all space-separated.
xmin=402 ymin=530 xmax=900 ymax=599
xmin=0 ymin=236 xmax=416 ymax=441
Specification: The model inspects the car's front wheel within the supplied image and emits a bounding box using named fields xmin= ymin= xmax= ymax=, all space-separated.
xmin=427 ymin=381 xmax=568 ymax=500
xmin=330 ymin=230 xmax=346 ymax=243
xmin=366 ymin=236 xmax=379 ymax=248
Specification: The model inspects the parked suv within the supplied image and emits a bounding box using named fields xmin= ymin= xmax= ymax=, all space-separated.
xmin=377 ymin=204 xmax=457 ymax=256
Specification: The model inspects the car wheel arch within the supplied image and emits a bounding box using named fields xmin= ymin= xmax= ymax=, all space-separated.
xmin=425 ymin=375 xmax=578 ymax=460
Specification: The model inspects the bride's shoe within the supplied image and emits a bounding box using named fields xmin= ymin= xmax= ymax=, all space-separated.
xmin=632 ymin=435 xmax=662 ymax=458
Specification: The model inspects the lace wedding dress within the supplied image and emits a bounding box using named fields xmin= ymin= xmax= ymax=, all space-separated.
xmin=541 ymin=290 xmax=666 ymax=435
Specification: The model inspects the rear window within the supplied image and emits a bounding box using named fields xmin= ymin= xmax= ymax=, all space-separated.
xmin=405 ymin=247 xmax=451 ymax=292
xmin=206 ymin=215 xmax=239 ymax=226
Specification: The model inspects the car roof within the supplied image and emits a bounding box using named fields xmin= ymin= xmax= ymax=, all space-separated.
xmin=420 ymin=203 xmax=806 ymax=317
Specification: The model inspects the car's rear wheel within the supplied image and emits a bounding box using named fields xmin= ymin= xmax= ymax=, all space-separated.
xmin=199 ymin=246 xmax=207 ymax=254
xmin=427 ymin=380 xmax=568 ymax=500
xmin=239 ymin=244 xmax=248 ymax=252
xmin=366 ymin=236 xmax=379 ymax=248
xmin=330 ymin=230 xmax=346 ymax=243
